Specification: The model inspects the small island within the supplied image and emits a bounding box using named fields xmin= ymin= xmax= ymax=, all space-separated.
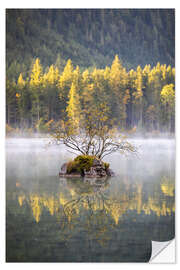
xmin=59 ymin=155 xmax=115 ymax=178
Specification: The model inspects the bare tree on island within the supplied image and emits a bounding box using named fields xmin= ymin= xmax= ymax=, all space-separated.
xmin=51 ymin=81 xmax=136 ymax=177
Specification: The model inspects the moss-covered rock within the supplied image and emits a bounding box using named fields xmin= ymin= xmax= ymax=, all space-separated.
xmin=66 ymin=155 xmax=95 ymax=175
xmin=59 ymin=155 xmax=113 ymax=178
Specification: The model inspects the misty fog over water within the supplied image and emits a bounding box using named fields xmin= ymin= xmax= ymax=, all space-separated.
xmin=6 ymin=137 xmax=175 ymax=180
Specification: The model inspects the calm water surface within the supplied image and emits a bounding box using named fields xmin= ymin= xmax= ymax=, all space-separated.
xmin=6 ymin=138 xmax=175 ymax=262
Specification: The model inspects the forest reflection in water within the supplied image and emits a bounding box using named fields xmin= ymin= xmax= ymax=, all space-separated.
xmin=16 ymin=176 xmax=175 ymax=224
xmin=6 ymin=138 xmax=175 ymax=262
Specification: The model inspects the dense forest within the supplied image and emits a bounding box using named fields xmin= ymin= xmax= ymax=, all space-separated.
xmin=6 ymin=9 xmax=175 ymax=78
xmin=6 ymin=9 xmax=175 ymax=135
xmin=6 ymin=55 xmax=175 ymax=135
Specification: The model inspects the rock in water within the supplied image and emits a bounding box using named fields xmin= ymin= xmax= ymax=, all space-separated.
xmin=84 ymin=158 xmax=107 ymax=178
xmin=59 ymin=156 xmax=115 ymax=178
xmin=92 ymin=158 xmax=102 ymax=166
xmin=106 ymin=168 xmax=115 ymax=177
xmin=60 ymin=163 xmax=67 ymax=174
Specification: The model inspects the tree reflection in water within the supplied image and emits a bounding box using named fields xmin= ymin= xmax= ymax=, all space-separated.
xmin=7 ymin=175 xmax=174 ymax=262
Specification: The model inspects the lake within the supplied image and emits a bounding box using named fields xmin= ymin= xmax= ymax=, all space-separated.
xmin=6 ymin=138 xmax=175 ymax=262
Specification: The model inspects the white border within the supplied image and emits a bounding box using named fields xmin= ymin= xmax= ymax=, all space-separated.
xmin=1 ymin=1 xmax=178 ymax=9
xmin=1 ymin=1 xmax=179 ymax=269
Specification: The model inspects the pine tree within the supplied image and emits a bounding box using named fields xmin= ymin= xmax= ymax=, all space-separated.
xmin=17 ymin=73 xmax=29 ymax=127
xmin=30 ymin=58 xmax=43 ymax=87
xmin=43 ymin=65 xmax=60 ymax=121
xmin=160 ymin=84 xmax=175 ymax=132
xmin=6 ymin=79 xmax=17 ymax=126
xmin=132 ymin=65 xmax=143 ymax=129
xmin=92 ymin=68 xmax=108 ymax=106
xmin=59 ymin=59 xmax=74 ymax=97
xmin=145 ymin=105 xmax=156 ymax=131
xmin=58 ymin=59 xmax=74 ymax=119
xmin=29 ymin=58 xmax=43 ymax=129
xmin=147 ymin=64 xmax=162 ymax=130
xmin=109 ymin=55 xmax=127 ymax=127
xmin=66 ymin=82 xmax=80 ymax=132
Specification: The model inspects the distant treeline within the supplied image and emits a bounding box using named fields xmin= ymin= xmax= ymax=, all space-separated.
xmin=6 ymin=9 xmax=175 ymax=80
xmin=6 ymin=55 xmax=175 ymax=135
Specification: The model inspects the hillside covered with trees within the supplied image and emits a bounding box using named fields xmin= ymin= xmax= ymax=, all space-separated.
xmin=6 ymin=9 xmax=175 ymax=79
xmin=6 ymin=9 xmax=175 ymax=136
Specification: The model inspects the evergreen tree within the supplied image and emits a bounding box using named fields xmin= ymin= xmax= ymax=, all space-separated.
xmin=66 ymin=82 xmax=80 ymax=132
xmin=6 ymin=79 xmax=17 ymax=126
xmin=43 ymin=65 xmax=60 ymax=121
xmin=59 ymin=59 xmax=74 ymax=99
xmin=132 ymin=66 xmax=143 ymax=129
xmin=160 ymin=84 xmax=175 ymax=132
xmin=109 ymin=55 xmax=127 ymax=127
xmin=30 ymin=58 xmax=43 ymax=129
xmin=17 ymin=73 xmax=29 ymax=127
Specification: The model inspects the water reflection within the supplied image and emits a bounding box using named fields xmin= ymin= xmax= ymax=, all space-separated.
xmin=6 ymin=174 xmax=175 ymax=262
xmin=6 ymin=138 xmax=175 ymax=262
xmin=15 ymin=177 xmax=175 ymax=224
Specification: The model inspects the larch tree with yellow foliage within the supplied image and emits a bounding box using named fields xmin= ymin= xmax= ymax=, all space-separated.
xmin=160 ymin=84 xmax=175 ymax=132
xmin=17 ymin=73 xmax=27 ymax=127
xmin=109 ymin=55 xmax=128 ymax=128
xmin=58 ymin=59 xmax=74 ymax=100
xmin=29 ymin=58 xmax=43 ymax=128
xmin=66 ymin=82 xmax=80 ymax=132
